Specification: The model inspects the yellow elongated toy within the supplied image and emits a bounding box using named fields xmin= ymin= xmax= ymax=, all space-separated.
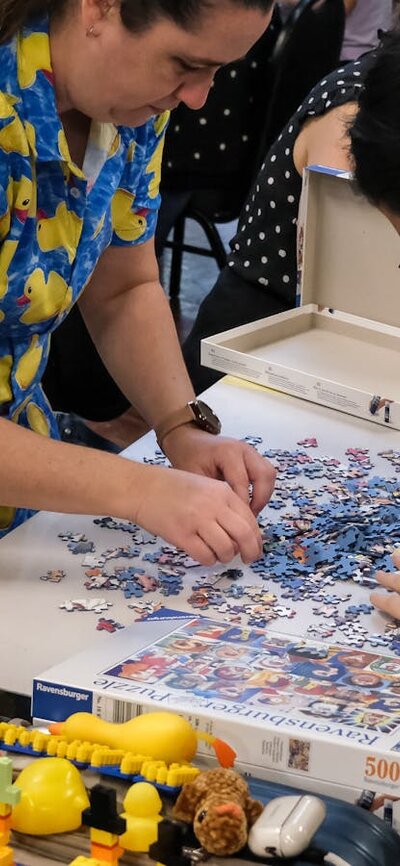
xmin=49 ymin=712 xmax=236 ymax=767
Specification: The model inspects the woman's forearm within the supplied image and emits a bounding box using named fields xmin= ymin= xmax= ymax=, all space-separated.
xmin=0 ymin=417 xmax=147 ymax=520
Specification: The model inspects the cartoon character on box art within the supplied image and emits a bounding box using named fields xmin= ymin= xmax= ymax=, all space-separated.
xmin=370 ymin=658 xmax=400 ymax=676
xmin=213 ymin=644 xmax=252 ymax=661
xmin=248 ymin=671 xmax=292 ymax=689
xmin=257 ymin=690 xmax=294 ymax=707
xmin=371 ymin=696 xmax=400 ymax=714
xmin=300 ymin=700 xmax=348 ymax=720
xmin=162 ymin=671 xmax=206 ymax=691
xmin=291 ymin=662 xmax=344 ymax=682
xmin=333 ymin=651 xmax=380 ymax=669
xmin=192 ymin=681 xmax=260 ymax=702
xmin=341 ymin=673 xmax=383 ymax=689
xmin=161 ymin=636 xmax=211 ymax=655
xmin=211 ymin=664 xmax=254 ymax=682
xmin=350 ymin=710 xmax=400 ymax=733
xmin=187 ymin=622 xmax=229 ymax=641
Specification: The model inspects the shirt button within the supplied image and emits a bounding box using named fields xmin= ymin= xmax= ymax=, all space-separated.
xmin=70 ymin=187 xmax=80 ymax=199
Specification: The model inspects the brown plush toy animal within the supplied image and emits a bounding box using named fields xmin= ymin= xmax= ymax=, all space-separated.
xmin=172 ymin=768 xmax=263 ymax=856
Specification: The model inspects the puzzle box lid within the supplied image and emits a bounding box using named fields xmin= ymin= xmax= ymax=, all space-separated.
xmin=299 ymin=166 xmax=400 ymax=329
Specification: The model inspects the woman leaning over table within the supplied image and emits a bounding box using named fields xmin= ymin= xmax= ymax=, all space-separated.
xmin=0 ymin=0 xmax=277 ymax=565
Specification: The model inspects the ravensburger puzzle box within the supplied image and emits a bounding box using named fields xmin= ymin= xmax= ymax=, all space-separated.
xmin=33 ymin=611 xmax=400 ymax=801
xmin=201 ymin=166 xmax=400 ymax=430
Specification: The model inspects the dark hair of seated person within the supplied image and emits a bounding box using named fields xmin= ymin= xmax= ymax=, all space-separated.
xmin=349 ymin=30 xmax=400 ymax=215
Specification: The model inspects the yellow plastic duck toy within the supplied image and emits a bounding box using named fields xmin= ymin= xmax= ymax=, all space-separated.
xmin=11 ymin=757 xmax=89 ymax=835
xmin=111 ymin=189 xmax=148 ymax=242
xmin=119 ymin=782 xmax=162 ymax=852
xmin=49 ymin=711 xmax=236 ymax=767
xmin=17 ymin=267 xmax=72 ymax=324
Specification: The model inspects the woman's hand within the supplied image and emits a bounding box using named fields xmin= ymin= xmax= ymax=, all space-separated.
xmin=371 ymin=551 xmax=400 ymax=618
xmin=161 ymin=426 xmax=277 ymax=515
xmin=133 ymin=463 xmax=264 ymax=566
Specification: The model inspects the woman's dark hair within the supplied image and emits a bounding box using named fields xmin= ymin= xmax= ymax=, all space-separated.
xmin=0 ymin=0 xmax=274 ymax=43
xmin=349 ymin=30 xmax=400 ymax=215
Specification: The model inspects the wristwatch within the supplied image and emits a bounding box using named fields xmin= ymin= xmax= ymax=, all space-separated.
xmin=155 ymin=400 xmax=222 ymax=450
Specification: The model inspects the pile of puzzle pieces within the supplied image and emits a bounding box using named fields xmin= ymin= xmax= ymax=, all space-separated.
xmin=43 ymin=441 xmax=400 ymax=652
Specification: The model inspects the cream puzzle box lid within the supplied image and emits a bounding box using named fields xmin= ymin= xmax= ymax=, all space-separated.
xmin=201 ymin=167 xmax=400 ymax=430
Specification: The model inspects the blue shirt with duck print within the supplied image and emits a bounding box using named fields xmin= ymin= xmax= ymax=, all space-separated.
xmin=0 ymin=15 xmax=169 ymax=535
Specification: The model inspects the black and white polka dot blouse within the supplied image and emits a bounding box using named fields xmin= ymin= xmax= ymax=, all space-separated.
xmin=227 ymin=52 xmax=375 ymax=308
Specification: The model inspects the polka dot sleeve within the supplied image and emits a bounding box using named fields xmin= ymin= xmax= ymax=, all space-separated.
xmin=227 ymin=53 xmax=376 ymax=308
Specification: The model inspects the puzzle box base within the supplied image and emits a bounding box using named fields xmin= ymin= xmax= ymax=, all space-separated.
xmin=33 ymin=614 xmax=400 ymax=803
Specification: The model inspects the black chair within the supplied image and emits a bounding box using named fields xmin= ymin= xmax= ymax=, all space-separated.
xmin=158 ymin=7 xmax=283 ymax=297
xmin=257 ymin=0 xmax=346 ymax=158
xmin=160 ymin=0 xmax=345 ymax=299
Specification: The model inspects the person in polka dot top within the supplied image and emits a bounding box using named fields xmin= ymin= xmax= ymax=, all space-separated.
xmin=183 ymin=34 xmax=399 ymax=397
xmin=184 ymin=30 xmax=400 ymax=618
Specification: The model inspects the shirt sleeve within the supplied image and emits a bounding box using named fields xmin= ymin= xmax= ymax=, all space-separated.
xmin=110 ymin=111 xmax=169 ymax=247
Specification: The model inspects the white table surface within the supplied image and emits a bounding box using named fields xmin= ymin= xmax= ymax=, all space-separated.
xmin=1 ymin=377 xmax=399 ymax=698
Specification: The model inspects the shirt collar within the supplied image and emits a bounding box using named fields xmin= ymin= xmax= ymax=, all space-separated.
xmin=16 ymin=15 xmax=85 ymax=177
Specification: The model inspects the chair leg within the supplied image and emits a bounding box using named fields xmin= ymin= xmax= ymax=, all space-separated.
xmin=191 ymin=209 xmax=228 ymax=270
xmin=169 ymin=213 xmax=186 ymax=298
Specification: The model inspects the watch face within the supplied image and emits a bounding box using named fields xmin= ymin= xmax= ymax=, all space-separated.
xmin=190 ymin=400 xmax=221 ymax=434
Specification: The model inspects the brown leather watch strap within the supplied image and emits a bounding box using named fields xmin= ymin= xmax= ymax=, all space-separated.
xmin=155 ymin=405 xmax=196 ymax=450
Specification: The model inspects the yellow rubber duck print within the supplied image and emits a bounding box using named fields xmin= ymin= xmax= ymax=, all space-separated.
xmin=108 ymin=131 xmax=121 ymax=160
xmin=127 ymin=141 xmax=136 ymax=162
xmin=145 ymin=136 xmax=164 ymax=199
xmin=14 ymin=175 xmax=35 ymax=224
xmin=11 ymin=395 xmax=30 ymax=425
xmin=92 ymin=213 xmax=106 ymax=240
xmin=26 ymin=402 xmax=50 ymax=437
xmin=153 ymin=111 xmax=169 ymax=137
xmin=15 ymin=335 xmax=43 ymax=390
xmin=0 ymin=239 xmax=18 ymax=319
xmin=111 ymin=189 xmax=148 ymax=242
xmin=24 ymin=120 xmax=37 ymax=156
xmin=0 ymin=506 xmax=16 ymax=531
xmin=37 ymin=202 xmax=83 ymax=264
xmin=0 ymin=179 xmax=13 ymax=241
xmin=17 ymin=32 xmax=52 ymax=90
xmin=0 ymin=96 xmax=29 ymax=157
xmin=17 ymin=268 xmax=72 ymax=325
xmin=0 ymin=354 xmax=13 ymax=403
xmin=58 ymin=130 xmax=85 ymax=179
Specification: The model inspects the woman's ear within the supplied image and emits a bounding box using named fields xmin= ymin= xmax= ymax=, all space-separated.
xmin=81 ymin=0 xmax=120 ymax=34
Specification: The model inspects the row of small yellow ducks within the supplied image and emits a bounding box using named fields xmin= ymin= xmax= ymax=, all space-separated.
xmin=0 ymin=721 xmax=200 ymax=788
